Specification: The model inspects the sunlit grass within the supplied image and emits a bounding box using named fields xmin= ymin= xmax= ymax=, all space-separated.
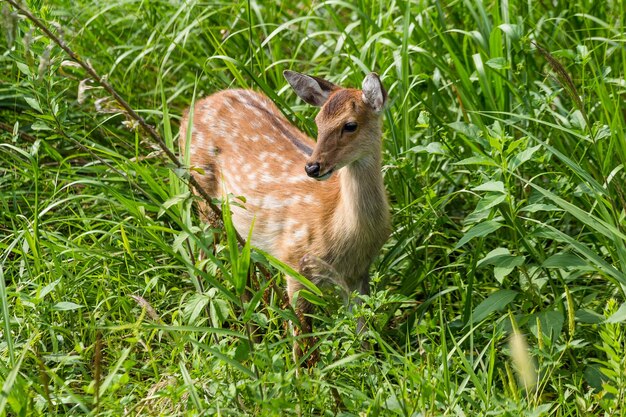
xmin=1 ymin=0 xmax=625 ymax=415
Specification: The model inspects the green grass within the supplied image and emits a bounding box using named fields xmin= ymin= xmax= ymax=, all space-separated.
xmin=1 ymin=0 xmax=626 ymax=415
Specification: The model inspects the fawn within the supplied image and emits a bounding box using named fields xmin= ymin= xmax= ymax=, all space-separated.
xmin=180 ymin=70 xmax=390 ymax=359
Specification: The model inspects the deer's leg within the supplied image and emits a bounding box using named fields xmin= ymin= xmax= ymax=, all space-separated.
xmin=299 ymin=254 xmax=349 ymax=298
xmin=300 ymin=254 xmax=371 ymax=337
xmin=196 ymin=200 xmax=221 ymax=263
xmin=287 ymin=277 xmax=317 ymax=367
xmin=353 ymin=274 xmax=370 ymax=335
xmin=287 ymin=253 xmax=347 ymax=367
xmin=192 ymin=167 xmax=220 ymax=263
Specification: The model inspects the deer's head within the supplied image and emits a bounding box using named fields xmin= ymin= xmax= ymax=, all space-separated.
xmin=284 ymin=70 xmax=387 ymax=181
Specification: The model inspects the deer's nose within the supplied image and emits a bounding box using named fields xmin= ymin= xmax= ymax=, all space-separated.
xmin=305 ymin=162 xmax=321 ymax=178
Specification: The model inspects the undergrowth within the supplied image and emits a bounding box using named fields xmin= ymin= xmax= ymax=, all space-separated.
xmin=1 ymin=0 xmax=625 ymax=415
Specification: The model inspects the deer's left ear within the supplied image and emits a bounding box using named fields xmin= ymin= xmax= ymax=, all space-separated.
xmin=362 ymin=73 xmax=387 ymax=112
xmin=284 ymin=70 xmax=338 ymax=107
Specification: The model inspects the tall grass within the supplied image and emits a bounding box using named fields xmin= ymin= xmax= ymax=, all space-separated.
xmin=1 ymin=0 xmax=625 ymax=415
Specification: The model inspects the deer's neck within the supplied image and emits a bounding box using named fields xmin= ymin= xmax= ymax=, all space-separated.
xmin=333 ymin=148 xmax=389 ymax=243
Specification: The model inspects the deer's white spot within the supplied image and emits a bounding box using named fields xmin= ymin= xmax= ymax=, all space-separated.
xmin=288 ymin=195 xmax=302 ymax=205
xmin=283 ymin=175 xmax=309 ymax=184
xmin=224 ymin=97 xmax=236 ymax=112
xmin=293 ymin=226 xmax=308 ymax=241
xmin=259 ymin=172 xmax=276 ymax=184
xmin=202 ymin=109 xmax=215 ymax=125
xmin=258 ymin=151 xmax=272 ymax=161
xmin=261 ymin=194 xmax=283 ymax=209
xmin=302 ymin=194 xmax=315 ymax=205
xmin=208 ymin=146 xmax=219 ymax=157
xmin=192 ymin=127 xmax=204 ymax=141
xmin=216 ymin=124 xmax=229 ymax=139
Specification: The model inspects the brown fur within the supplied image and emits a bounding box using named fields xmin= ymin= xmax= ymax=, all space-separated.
xmin=180 ymin=77 xmax=390 ymax=363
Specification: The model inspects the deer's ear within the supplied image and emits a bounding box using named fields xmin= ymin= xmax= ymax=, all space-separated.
xmin=362 ymin=73 xmax=387 ymax=113
xmin=284 ymin=70 xmax=337 ymax=107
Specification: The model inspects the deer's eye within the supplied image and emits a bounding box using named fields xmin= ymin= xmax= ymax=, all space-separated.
xmin=343 ymin=122 xmax=358 ymax=133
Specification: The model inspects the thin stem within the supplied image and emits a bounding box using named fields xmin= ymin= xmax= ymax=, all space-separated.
xmin=4 ymin=0 xmax=246 ymax=244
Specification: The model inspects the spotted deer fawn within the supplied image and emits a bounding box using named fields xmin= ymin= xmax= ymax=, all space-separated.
xmin=180 ymin=70 xmax=390 ymax=359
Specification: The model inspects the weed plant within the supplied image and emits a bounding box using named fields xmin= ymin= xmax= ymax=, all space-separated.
xmin=1 ymin=0 xmax=625 ymax=415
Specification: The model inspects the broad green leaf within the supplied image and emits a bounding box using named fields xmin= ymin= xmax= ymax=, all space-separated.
xmin=510 ymin=145 xmax=541 ymax=170
xmin=472 ymin=194 xmax=507 ymax=213
xmin=498 ymin=23 xmax=522 ymax=41
xmin=543 ymin=253 xmax=588 ymax=269
xmin=210 ymin=299 xmax=230 ymax=328
xmin=584 ymin=365 xmax=607 ymax=392
xmin=455 ymin=220 xmax=503 ymax=249
xmin=158 ymin=192 xmax=190 ymax=218
xmin=472 ymin=181 xmax=506 ymax=194
xmin=298 ymin=289 xmax=327 ymax=306
xmin=409 ymin=142 xmax=447 ymax=155
xmin=494 ymin=267 xmax=514 ymax=283
xmin=534 ymin=404 xmax=555 ymax=415
xmin=53 ymin=302 xmax=83 ymax=311
xmin=24 ymin=97 xmax=42 ymax=113
xmin=575 ymin=309 xmax=604 ymax=324
xmin=470 ymin=289 xmax=518 ymax=324
xmin=478 ymin=248 xmax=524 ymax=283
xmin=448 ymin=121 xmax=481 ymax=140
xmin=31 ymin=121 xmax=51 ymax=131
xmin=172 ymin=230 xmax=190 ymax=252
xmin=519 ymin=203 xmax=561 ymax=213
xmin=16 ymin=61 xmax=31 ymax=76
xmin=477 ymin=247 xmax=511 ymax=266
xmin=183 ymin=294 xmax=210 ymax=325
xmin=233 ymin=339 xmax=250 ymax=362
xmin=570 ymin=109 xmax=587 ymax=130
xmin=417 ymin=110 xmax=430 ymax=127
xmin=119 ymin=224 xmax=132 ymax=257
xmin=529 ymin=310 xmax=564 ymax=342
xmin=473 ymin=53 xmax=496 ymax=109
xmin=38 ymin=279 xmax=60 ymax=300
xmin=486 ymin=57 xmax=508 ymax=70
xmin=453 ymin=156 xmax=498 ymax=167
xmin=606 ymin=302 xmax=626 ymax=323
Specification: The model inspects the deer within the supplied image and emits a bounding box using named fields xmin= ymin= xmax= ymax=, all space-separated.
xmin=179 ymin=70 xmax=390 ymax=362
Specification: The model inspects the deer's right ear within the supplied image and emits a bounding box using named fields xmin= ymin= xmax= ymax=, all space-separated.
xmin=284 ymin=70 xmax=337 ymax=107
xmin=362 ymin=73 xmax=387 ymax=113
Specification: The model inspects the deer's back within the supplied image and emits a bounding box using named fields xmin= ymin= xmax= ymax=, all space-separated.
xmin=181 ymin=89 xmax=338 ymax=257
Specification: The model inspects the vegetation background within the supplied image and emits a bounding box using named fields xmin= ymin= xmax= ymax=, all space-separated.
xmin=1 ymin=0 xmax=625 ymax=415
